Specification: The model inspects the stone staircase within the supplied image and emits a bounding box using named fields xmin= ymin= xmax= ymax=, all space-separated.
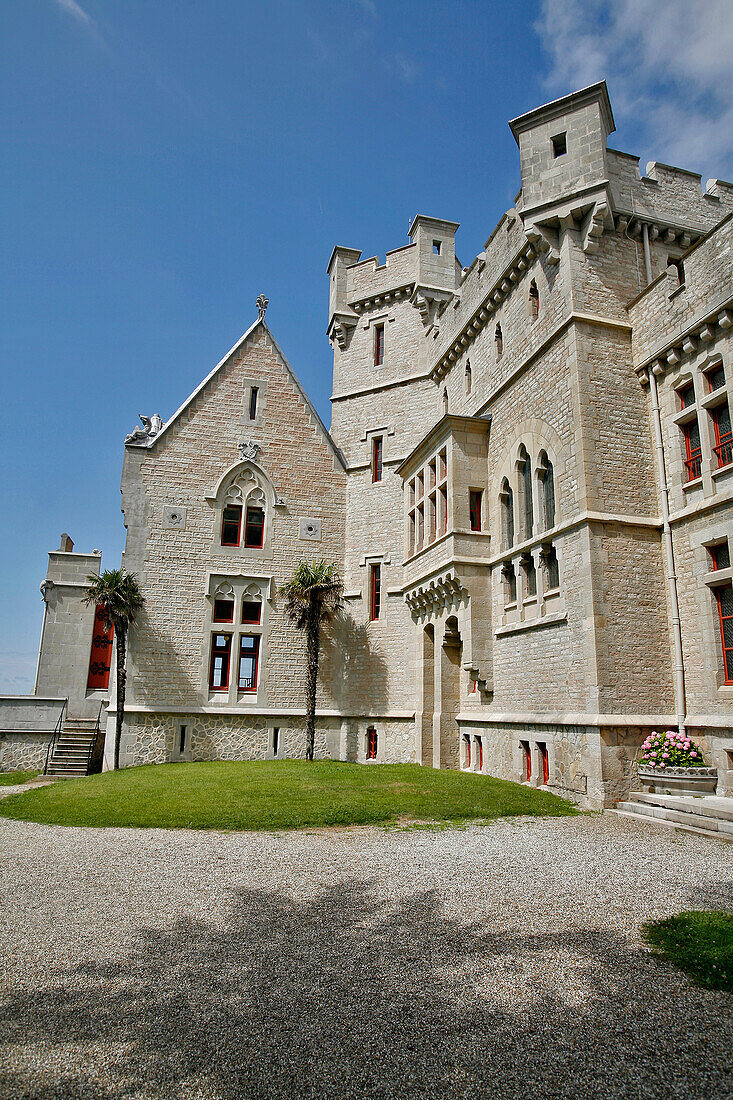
xmin=609 ymin=791 xmax=733 ymax=842
xmin=46 ymin=717 xmax=98 ymax=777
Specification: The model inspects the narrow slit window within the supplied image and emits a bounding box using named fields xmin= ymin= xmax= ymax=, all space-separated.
xmin=522 ymin=457 xmax=533 ymax=538
xmin=372 ymin=436 xmax=383 ymax=482
xmin=369 ymin=563 xmax=381 ymax=621
xmin=238 ymin=634 xmax=260 ymax=692
xmin=469 ymin=490 xmax=483 ymax=532
xmin=209 ymin=633 xmax=232 ymax=692
xmin=374 ymin=323 xmax=385 ymax=367
xmin=244 ymin=506 xmax=265 ymax=548
xmin=529 ymin=280 xmax=539 ymax=320
xmin=273 ymin=727 xmax=280 ymax=756
xmin=495 ymin=323 xmax=503 ymax=358
xmin=221 ymin=505 xmax=242 ymax=547
xmin=443 ymin=388 xmax=448 ymax=415
xmin=439 ymin=486 xmax=448 ymax=535
xmin=465 ymin=360 xmax=472 ymax=395
xmin=249 ymin=386 xmax=258 ymax=421
xmin=543 ymin=459 xmax=555 ymax=530
xmin=475 ymin=736 xmax=483 ymax=771
xmin=179 ymin=724 xmax=187 ymax=754
xmin=366 ymin=726 xmax=378 ymax=760
xmin=463 ymin=734 xmax=471 ymax=769
xmin=213 ymin=598 xmax=234 ymax=623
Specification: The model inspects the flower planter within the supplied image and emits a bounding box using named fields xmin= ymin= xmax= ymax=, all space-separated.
xmin=638 ymin=766 xmax=718 ymax=797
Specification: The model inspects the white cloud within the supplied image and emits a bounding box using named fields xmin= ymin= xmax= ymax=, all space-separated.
xmin=53 ymin=0 xmax=94 ymax=27
xmin=535 ymin=0 xmax=733 ymax=179
xmin=385 ymin=52 xmax=419 ymax=84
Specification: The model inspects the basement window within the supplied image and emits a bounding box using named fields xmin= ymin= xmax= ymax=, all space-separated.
xmin=551 ymin=132 xmax=567 ymax=158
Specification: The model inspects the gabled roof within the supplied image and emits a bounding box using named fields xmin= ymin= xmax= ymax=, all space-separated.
xmin=148 ymin=316 xmax=347 ymax=469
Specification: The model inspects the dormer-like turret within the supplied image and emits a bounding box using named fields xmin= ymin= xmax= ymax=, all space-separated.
xmin=509 ymin=81 xmax=616 ymax=260
xmin=409 ymin=215 xmax=460 ymax=327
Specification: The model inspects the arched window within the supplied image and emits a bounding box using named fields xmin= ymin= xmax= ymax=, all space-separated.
xmin=500 ymin=478 xmax=514 ymax=549
xmin=465 ymin=360 xmax=472 ymax=396
xmin=537 ymin=450 xmax=556 ymax=530
xmin=218 ymin=467 xmax=269 ymax=551
xmin=495 ymin=323 xmax=503 ymax=358
xmin=443 ymin=388 xmax=449 ymax=415
xmin=518 ymin=447 xmax=533 ymax=540
xmin=529 ymin=280 xmax=539 ymax=320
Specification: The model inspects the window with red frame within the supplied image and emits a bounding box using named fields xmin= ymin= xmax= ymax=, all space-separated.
xmin=714 ymin=582 xmax=733 ymax=683
xmin=682 ymin=419 xmax=702 ymax=481
xmin=706 ymin=362 xmax=726 ymax=393
xmin=366 ymin=726 xmax=378 ymax=760
xmin=213 ymin=599 xmax=234 ymax=623
xmin=221 ymin=505 xmax=242 ymax=546
xmin=711 ymin=401 xmax=732 ymax=469
xmin=238 ymin=635 xmax=260 ymax=691
xmin=678 ymin=382 xmax=695 ymax=409
xmin=374 ymin=324 xmax=384 ymax=366
xmin=521 ymin=740 xmax=531 ymax=782
xmin=241 ymin=601 xmax=262 ymax=624
xmin=369 ymin=563 xmax=381 ymax=621
xmin=462 ymin=734 xmax=471 ymax=769
xmin=538 ymin=742 xmax=549 ymax=785
xmin=209 ymin=633 xmax=232 ymax=691
xmin=372 ymin=436 xmax=383 ymax=482
xmin=475 ymin=736 xmax=483 ymax=770
xmin=244 ymin=506 xmax=265 ymax=548
xmin=469 ymin=489 xmax=483 ymax=531
xmin=710 ymin=542 xmax=731 ymax=571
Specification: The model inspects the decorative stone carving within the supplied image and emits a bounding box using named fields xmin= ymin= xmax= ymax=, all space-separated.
xmin=162 ymin=506 xmax=186 ymax=530
xmin=125 ymin=413 xmax=163 ymax=446
xmin=257 ymin=294 xmax=269 ymax=321
xmin=299 ymin=518 xmax=322 ymax=542
xmin=238 ymin=441 xmax=261 ymax=461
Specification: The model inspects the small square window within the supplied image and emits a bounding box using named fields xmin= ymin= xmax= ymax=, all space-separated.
xmin=374 ymin=323 xmax=385 ymax=367
xmin=433 ymin=240 xmax=441 ymax=255
xmin=213 ymin=599 xmax=234 ymax=623
xmin=551 ymin=132 xmax=567 ymax=158
xmin=241 ymin=601 xmax=262 ymax=624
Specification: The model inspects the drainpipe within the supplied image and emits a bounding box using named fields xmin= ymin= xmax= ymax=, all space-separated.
xmin=642 ymin=222 xmax=653 ymax=284
xmin=648 ymin=365 xmax=686 ymax=735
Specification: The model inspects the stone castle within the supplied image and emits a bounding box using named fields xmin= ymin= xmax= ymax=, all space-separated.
xmin=2 ymin=82 xmax=732 ymax=809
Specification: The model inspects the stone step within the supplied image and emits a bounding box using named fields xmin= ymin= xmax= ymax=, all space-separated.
xmin=616 ymin=800 xmax=733 ymax=835
xmin=627 ymin=791 xmax=733 ymax=823
xmin=608 ymin=808 xmax=733 ymax=842
xmin=46 ymin=766 xmax=88 ymax=776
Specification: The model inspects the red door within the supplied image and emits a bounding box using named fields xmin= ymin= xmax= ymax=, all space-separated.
xmin=87 ymin=606 xmax=113 ymax=690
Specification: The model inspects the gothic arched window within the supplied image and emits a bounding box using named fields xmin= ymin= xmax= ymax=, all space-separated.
xmin=500 ymin=478 xmax=514 ymax=550
xmin=538 ymin=451 xmax=556 ymax=530
xmin=517 ymin=446 xmax=533 ymax=540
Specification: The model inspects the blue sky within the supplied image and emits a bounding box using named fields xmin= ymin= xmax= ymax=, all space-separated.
xmin=2 ymin=0 xmax=731 ymax=692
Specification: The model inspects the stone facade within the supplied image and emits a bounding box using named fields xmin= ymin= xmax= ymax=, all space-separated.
xmin=11 ymin=81 xmax=733 ymax=807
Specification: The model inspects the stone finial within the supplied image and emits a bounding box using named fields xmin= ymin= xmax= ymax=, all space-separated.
xmin=257 ymin=294 xmax=269 ymax=321
xmin=59 ymin=533 xmax=74 ymax=553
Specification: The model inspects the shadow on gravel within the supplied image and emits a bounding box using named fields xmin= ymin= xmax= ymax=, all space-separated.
xmin=2 ymin=880 xmax=732 ymax=1100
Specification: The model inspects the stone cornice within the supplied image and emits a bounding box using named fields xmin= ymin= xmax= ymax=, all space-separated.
xmin=634 ymin=300 xmax=733 ymax=386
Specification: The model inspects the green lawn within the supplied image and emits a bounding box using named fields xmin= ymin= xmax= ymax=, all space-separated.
xmin=0 ymin=770 xmax=40 ymax=787
xmin=0 ymin=760 xmax=576 ymax=831
xmin=643 ymin=910 xmax=733 ymax=991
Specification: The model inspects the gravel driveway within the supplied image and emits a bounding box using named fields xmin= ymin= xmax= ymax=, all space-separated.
xmin=1 ymin=810 xmax=731 ymax=1100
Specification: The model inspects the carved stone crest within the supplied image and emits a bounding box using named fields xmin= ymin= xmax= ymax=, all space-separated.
xmin=238 ymin=440 xmax=260 ymax=461
xmin=257 ymin=294 xmax=269 ymax=321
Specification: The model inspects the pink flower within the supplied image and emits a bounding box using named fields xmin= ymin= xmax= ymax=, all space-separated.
xmin=663 ymin=752 xmax=670 ymax=759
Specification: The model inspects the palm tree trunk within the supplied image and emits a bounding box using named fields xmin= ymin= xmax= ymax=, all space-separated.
xmin=114 ymin=628 xmax=127 ymax=771
xmin=305 ymin=614 xmax=320 ymax=761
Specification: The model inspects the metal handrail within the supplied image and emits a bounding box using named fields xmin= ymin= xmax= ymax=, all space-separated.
xmin=43 ymin=698 xmax=67 ymax=775
xmin=86 ymin=702 xmax=104 ymax=774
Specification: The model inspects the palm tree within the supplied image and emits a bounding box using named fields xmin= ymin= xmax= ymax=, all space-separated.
xmin=84 ymin=569 xmax=144 ymax=770
xmin=279 ymin=560 xmax=343 ymax=761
